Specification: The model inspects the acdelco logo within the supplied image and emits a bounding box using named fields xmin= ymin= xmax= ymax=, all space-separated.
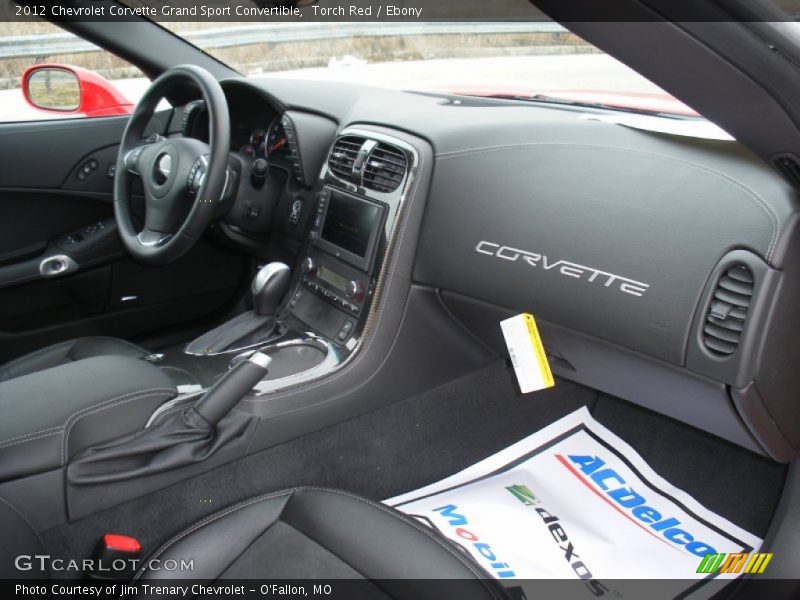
xmin=559 ymin=454 xmax=716 ymax=557
xmin=475 ymin=241 xmax=650 ymax=297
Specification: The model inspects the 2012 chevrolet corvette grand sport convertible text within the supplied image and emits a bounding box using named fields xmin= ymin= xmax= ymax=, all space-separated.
xmin=0 ymin=1 xmax=799 ymax=599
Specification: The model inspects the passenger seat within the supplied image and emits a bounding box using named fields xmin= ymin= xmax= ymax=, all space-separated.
xmin=0 ymin=488 xmax=510 ymax=600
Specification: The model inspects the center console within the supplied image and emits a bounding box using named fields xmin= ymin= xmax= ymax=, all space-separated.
xmin=289 ymin=186 xmax=387 ymax=345
xmin=152 ymin=128 xmax=416 ymax=394
xmin=280 ymin=128 xmax=415 ymax=362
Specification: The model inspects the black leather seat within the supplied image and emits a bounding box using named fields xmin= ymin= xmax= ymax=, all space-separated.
xmin=0 ymin=336 xmax=149 ymax=382
xmin=1 ymin=487 xmax=509 ymax=599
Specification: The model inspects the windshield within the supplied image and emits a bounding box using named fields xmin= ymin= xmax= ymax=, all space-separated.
xmin=160 ymin=20 xmax=697 ymax=117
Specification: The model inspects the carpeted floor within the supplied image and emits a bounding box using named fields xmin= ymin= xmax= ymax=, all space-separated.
xmin=41 ymin=360 xmax=786 ymax=567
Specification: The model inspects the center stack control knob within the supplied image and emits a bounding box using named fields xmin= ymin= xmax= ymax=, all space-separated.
xmin=302 ymin=257 xmax=316 ymax=275
xmin=346 ymin=280 xmax=364 ymax=301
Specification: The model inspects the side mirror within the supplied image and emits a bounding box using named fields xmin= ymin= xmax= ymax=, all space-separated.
xmin=22 ymin=64 xmax=133 ymax=117
xmin=24 ymin=67 xmax=80 ymax=111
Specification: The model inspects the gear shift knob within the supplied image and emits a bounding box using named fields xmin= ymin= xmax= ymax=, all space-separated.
xmin=252 ymin=262 xmax=291 ymax=316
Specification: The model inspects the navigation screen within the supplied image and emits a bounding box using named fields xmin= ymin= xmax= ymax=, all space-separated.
xmin=320 ymin=192 xmax=381 ymax=258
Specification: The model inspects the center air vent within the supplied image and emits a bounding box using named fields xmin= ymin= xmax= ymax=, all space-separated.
xmin=362 ymin=142 xmax=407 ymax=193
xmin=328 ymin=136 xmax=408 ymax=192
xmin=702 ymin=264 xmax=754 ymax=356
xmin=328 ymin=136 xmax=364 ymax=181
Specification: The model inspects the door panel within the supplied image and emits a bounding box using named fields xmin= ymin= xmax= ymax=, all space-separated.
xmin=0 ymin=117 xmax=130 ymax=188
xmin=0 ymin=192 xmax=112 ymax=260
xmin=0 ymin=114 xmax=248 ymax=362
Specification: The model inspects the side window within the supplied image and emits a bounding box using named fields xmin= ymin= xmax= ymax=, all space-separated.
xmin=0 ymin=19 xmax=145 ymax=123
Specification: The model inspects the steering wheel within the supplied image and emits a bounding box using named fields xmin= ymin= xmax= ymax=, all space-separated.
xmin=114 ymin=65 xmax=231 ymax=265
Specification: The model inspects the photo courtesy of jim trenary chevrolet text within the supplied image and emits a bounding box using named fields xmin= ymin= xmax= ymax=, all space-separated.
xmin=0 ymin=0 xmax=799 ymax=598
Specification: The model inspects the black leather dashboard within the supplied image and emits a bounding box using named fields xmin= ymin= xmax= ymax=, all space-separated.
xmin=240 ymin=77 xmax=800 ymax=461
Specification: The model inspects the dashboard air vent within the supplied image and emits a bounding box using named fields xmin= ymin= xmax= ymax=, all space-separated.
xmin=328 ymin=136 xmax=364 ymax=181
xmin=702 ymin=264 xmax=754 ymax=356
xmin=362 ymin=142 xmax=407 ymax=193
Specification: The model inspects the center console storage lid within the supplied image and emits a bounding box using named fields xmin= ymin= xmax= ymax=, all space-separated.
xmin=0 ymin=356 xmax=176 ymax=481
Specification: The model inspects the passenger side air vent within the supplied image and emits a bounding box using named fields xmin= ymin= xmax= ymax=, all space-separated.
xmin=328 ymin=136 xmax=364 ymax=181
xmin=702 ymin=265 xmax=754 ymax=356
xmin=363 ymin=142 xmax=407 ymax=193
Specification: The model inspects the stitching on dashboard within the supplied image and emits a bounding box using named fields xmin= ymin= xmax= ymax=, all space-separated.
xmin=60 ymin=388 xmax=175 ymax=466
xmin=436 ymin=142 xmax=781 ymax=261
xmin=131 ymin=487 xmax=501 ymax=596
xmin=241 ymin=138 xmax=425 ymax=404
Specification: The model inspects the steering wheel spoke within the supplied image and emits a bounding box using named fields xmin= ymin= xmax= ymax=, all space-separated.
xmin=137 ymin=228 xmax=173 ymax=248
xmin=123 ymin=145 xmax=147 ymax=175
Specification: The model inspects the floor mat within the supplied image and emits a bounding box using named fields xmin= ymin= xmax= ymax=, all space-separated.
xmin=387 ymin=407 xmax=764 ymax=599
xmin=591 ymin=395 xmax=786 ymax=537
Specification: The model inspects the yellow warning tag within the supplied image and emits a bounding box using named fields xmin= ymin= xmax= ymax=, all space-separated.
xmin=500 ymin=313 xmax=554 ymax=393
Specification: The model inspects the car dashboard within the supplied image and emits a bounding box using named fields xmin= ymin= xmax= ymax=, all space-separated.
xmin=167 ymin=75 xmax=800 ymax=464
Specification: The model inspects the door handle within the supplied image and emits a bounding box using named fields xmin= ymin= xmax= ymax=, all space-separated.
xmin=39 ymin=254 xmax=79 ymax=278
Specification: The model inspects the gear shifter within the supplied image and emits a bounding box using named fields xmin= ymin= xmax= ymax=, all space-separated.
xmin=184 ymin=262 xmax=292 ymax=356
xmin=252 ymin=262 xmax=291 ymax=315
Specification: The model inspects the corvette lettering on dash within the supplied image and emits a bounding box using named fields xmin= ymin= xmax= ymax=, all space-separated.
xmin=475 ymin=241 xmax=651 ymax=297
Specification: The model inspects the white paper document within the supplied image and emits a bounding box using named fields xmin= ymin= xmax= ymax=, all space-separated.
xmin=386 ymin=408 xmax=763 ymax=599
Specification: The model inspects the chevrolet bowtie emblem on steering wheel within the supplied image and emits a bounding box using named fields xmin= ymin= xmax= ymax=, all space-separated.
xmin=155 ymin=153 xmax=172 ymax=185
